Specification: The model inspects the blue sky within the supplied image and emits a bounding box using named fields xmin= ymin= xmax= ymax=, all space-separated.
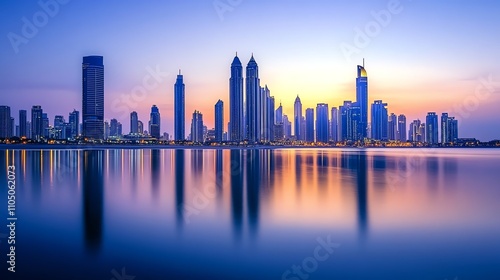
xmin=1 ymin=0 xmax=499 ymax=140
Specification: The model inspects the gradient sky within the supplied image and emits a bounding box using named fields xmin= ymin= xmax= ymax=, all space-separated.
xmin=1 ymin=0 xmax=499 ymax=140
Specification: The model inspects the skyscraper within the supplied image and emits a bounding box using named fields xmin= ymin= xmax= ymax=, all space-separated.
xmin=174 ymin=70 xmax=185 ymax=141
xmin=137 ymin=121 xmax=144 ymax=135
xmin=267 ymin=94 xmax=275 ymax=142
xmin=42 ymin=113 xmax=49 ymax=138
xmin=330 ymin=107 xmax=338 ymax=142
xmin=426 ymin=112 xmax=438 ymax=144
xmin=339 ymin=101 xmax=352 ymax=141
xmin=0 ymin=106 xmax=12 ymax=138
xmin=283 ymin=115 xmax=292 ymax=139
xmin=347 ymin=102 xmax=361 ymax=141
xmin=31 ymin=105 xmax=43 ymax=141
xmin=305 ymin=108 xmax=315 ymax=142
xmin=149 ymin=105 xmax=161 ymax=139
xmin=215 ymin=100 xmax=224 ymax=142
xmin=371 ymin=100 xmax=388 ymax=141
xmin=388 ymin=113 xmax=397 ymax=140
xmin=441 ymin=113 xmax=458 ymax=144
xmin=398 ymin=114 xmax=407 ymax=142
xmin=316 ymin=103 xmax=329 ymax=143
xmin=294 ymin=95 xmax=303 ymax=141
xmin=82 ymin=56 xmax=104 ymax=140
xmin=275 ymin=102 xmax=283 ymax=125
xmin=19 ymin=110 xmax=27 ymax=138
xmin=356 ymin=63 xmax=368 ymax=139
xmin=130 ymin=111 xmax=139 ymax=134
xmin=69 ymin=110 xmax=79 ymax=138
xmin=245 ymin=55 xmax=260 ymax=142
xmin=110 ymin=119 xmax=119 ymax=137
xmin=229 ymin=54 xmax=244 ymax=142
xmin=191 ymin=110 xmax=204 ymax=143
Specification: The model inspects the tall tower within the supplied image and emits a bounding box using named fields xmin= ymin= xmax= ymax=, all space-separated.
xmin=31 ymin=105 xmax=43 ymax=141
xmin=305 ymin=108 xmax=314 ymax=142
xmin=330 ymin=107 xmax=338 ymax=142
xmin=294 ymin=95 xmax=302 ymax=140
xmin=316 ymin=103 xmax=329 ymax=143
xmin=130 ymin=111 xmax=138 ymax=134
xmin=229 ymin=54 xmax=244 ymax=142
xmin=82 ymin=56 xmax=104 ymax=140
xmin=245 ymin=54 xmax=260 ymax=142
xmin=149 ymin=105 xmax=161 ymax=139
xmin=19 ymin=109 xmax=27 ymax=138
xmin=69 ymin=109 xmax=79 ymax=138
xmin=174 ymin=70 xmax=185 ymax=141
xmin=0 ymin=106 xmax=12 ymax=138
xmin=215 ymin=100 xmax=224 ymax=142
xmin=398 ymin=114 xmax=407 ymax=142
xmin=371 ymin=100 xmax=388 ymax=141
xmin=191 ymin=110 xmax=204 ymax=142
xmin=356 ymin=62 xmax=368 ymax=139
xmin=426 ymin=112 xmax=438 ymax=144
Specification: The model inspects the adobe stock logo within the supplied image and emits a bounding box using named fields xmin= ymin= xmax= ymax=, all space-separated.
xmin=282 ymin=235 xmax=340 ymax=280
xmin=7 ymin=0 xmax=71 ymax=54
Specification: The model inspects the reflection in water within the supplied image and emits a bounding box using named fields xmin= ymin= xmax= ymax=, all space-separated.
xmin=215 ymin=150 xmax=223 ymax=199
xmin=356 ymin=153 xmax=369 ymax=239
xmin=151 ymin=149 xmax=161 ymax=197
xmin=192 ymin=149 xmax=203 ymax=177
xmin=246 ymin=150 xmax=260 ymax=237
xmin=426 ymin=157 xmax=439 ymax=190
xmin=82 ymin=150 xmax=104 ymax=253
xmin=230 ymin=150 xmax=244 ymax=239
xmin=175 ymin=150 xmax=185 ymax=227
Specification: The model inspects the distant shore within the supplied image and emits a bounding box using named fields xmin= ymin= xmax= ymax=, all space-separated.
xmin=0 ymin=144 xmax=498 ymax=150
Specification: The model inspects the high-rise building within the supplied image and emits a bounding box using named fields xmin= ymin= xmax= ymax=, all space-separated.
xmin=137 ymin=120 xmax=144 ymax=135
xmin=149 ymin=105 xmax=161 ymax=139
xmin=388 ymin=113 xmax=397 ymax=140
xmin=409 ymin=119 xmax=421 ymax=142
xmin=229 ymin=54 xmax=244 ymax=142
xmin=69 ymin=109 xmax=79 ymax=138
xmin=419 ymin=123 xmax=426 ymax=143
xmin=347 ymin=102 xmax=361 ymax=141
xmin=54 ymin=115 xmax=65 ymax=130
xmin=441 ymin=113 xmax=458 ymax=144
xmin=191 ymin=110 xmax=204 ymax=143
xmin=42 ymin=113 xmax=49 ymax=138
xmin=104 ymin=121 xmax=110 ymax=139
xmin=294 ymin=95 xmax=303 ymax=141
xmin=356 ymin=63 xmax=368 ymax=139
xmin=397 ymin=114 xmax=407 ymax=142
xmin=275 ymin=101 xmax=283 ymax=125
xmin=174 ymin=70 xmax=185 ymax=141
xmin=215 ymin=100 xmax=224 ymax=142
xmin=31 ymin=105 xmax=43 ymax=141
xmin=283 ymin=115 xmax=292 ymax=139
xmin=371 ymin=100 xmax=388 ymax=141
xmin=267 ymin=93 xmax=275 ymax=142
xmin=130 ymin=111 xmax=139 ymax=134
xmin=316 ymin=103 xmax=329 ymax=143
xmin=19 ymin=110 xmax=27 ymax=138
xmin=110 ymin=119 xmax=119 ymax=137
xmin=330 ymin=107 xmax=338 ymax=142
xmin=339 ymin=101 xmax=351 ymax=141
xmin=305 ymin=108 xmax=315 ymax=142
xmin=426 ymin=112 xmax=438 ymax=144
xmin=82 ymin=56 xmax=104 ymax=139
xmin=0 ymin=106 xmax=12 ymax=138
xmin=245 ymin=55 xmax=260 ymax=142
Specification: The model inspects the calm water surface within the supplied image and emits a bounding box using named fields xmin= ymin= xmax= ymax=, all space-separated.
xmin=1 ymin=148 xmax=500 ymax=280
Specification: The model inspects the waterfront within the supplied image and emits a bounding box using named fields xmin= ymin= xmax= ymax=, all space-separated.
xmin=1 ymin=148 xmax=499 ymax=279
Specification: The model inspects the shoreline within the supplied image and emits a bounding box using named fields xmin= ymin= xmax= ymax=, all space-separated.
xmin=0 ymin=144 xmax=498 ymax=151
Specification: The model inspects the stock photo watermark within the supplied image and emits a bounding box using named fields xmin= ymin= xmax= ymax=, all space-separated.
xmin=110 ymin=267 xmax=136 ymax=280
xmin=282 ymin=235 xmax=340 ymax=280
xmin=340 ymin=0 xmax=405 ymax=63
xmin=7 ymin=0 xmax=71 ymax=54
xmin=213 ymin=0 xmax=244 ymax=21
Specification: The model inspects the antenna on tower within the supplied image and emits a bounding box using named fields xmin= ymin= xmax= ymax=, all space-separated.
xmin=363 ymin=58 xmax=365 ymax=68
xmin=179 ymin=69 xmax=181 ymax=75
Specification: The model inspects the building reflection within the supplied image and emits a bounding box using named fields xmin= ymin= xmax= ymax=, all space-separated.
xmin=174 ymin=150 xmax=185 ymax=228
xmin=151 ymin=149 xmax=161 ymax=198
xmin=230 ymin=150 xmax=244 ymax=239
xmin=82 ymin=150 xmax=104 ymax=253
xmin=246 ymin=150 xmax=261 ymax=238
xmin=215 ymin=150 xmax=223 ymax=199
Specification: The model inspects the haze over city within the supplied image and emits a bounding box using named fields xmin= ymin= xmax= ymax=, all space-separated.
xmin=1 ymin=0 xmax=499 ymax=141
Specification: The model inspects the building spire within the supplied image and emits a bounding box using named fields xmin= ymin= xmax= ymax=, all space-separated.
xmin=179 ymin=69 xmax=181 ymax=75
xmin=363 ymin=58 xmax=365 ymax=68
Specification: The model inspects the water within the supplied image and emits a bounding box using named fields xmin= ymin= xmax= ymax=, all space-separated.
xmin=1 ymin=148 xmax=499 ymax=280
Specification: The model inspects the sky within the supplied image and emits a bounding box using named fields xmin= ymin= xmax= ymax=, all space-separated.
xmin=0 ymin=0 xmax=499 ymax=141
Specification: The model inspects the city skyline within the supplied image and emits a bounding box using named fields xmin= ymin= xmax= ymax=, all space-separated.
xmin=1 ymin=1 xmax=499 ymax=140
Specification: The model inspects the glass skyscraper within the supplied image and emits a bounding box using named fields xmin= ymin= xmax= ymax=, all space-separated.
xmin=31 ymin=105 xmax=43 ymax=141
xmin=426 ymin=112 xmax=438 ymax=144
xmin=69 ymin=109 xmax=79 ymax=138
xmin=229 ymin=54 xmax=244 ymax=142
xmin=174 ymin=70 xmax=185 ymax=141
xmin=0 ymin=106 xmax=12 ymax=138
xmin=245 ymin=55 xmax=260 ymax=142
xmin=330 ymin=107 xmax=338 ymax=142
xmin=316 ymin=103 xmax=329 ymax=143
xmin=356 ymin=64 xmax=368 ymax=139
xmin=19 ymin=109 xmax=27 ymax=138
xmin=441 ymin=113 xmax=458 ymax=144
xmin=294 ymin=95 xmax=302 ymax=141
xmin=82 ymin=56 xmax=104 ymax=140
xmin=305 ymin=108 xmax=314 ymax=142
xmin=130 ymin=111 xmax=139 ymax=134
xmin=191 ymin=110 xmax=204 ymax=143
xmin=371 ymin=100 xmax=388 ymax=141
xmin=398 ymin=114 xmax=407 ymax=142
xmin=215 ymin=100 xmax=224 ymax=142
xmin=149 ymin=105 xmax=161 ymax=139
